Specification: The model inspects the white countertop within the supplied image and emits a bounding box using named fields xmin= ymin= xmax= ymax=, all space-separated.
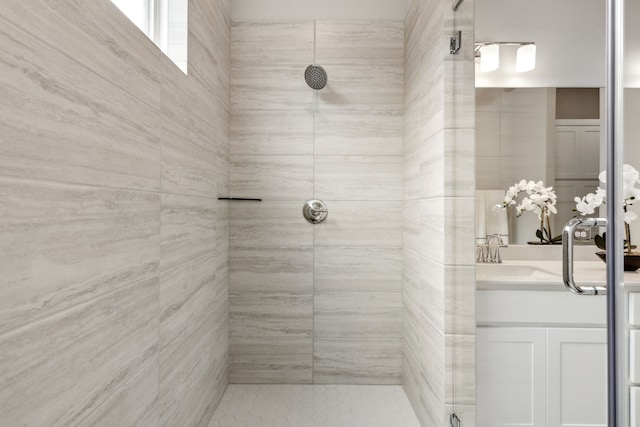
xmin=476 ymin=259 xmax=640 ymax=291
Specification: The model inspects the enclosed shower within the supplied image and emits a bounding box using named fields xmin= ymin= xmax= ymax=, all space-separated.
xmin=0 ymin=0 xmax=475 ymax=426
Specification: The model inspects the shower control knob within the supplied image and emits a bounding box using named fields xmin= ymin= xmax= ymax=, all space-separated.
xmin=303 ymin=200 xmax=328 ymax=224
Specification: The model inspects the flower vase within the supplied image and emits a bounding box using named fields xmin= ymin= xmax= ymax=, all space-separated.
xmin=595 ymin=251 xmax=640 ymax=272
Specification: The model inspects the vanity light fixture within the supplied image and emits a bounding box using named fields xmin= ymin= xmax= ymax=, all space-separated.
xmin=479 ymin=44 xmax=500 ymax=72
xmin=475 ymin=42 xmax=536 ymax=73
xmin=515 ymin=44 xmax=536 ymax=72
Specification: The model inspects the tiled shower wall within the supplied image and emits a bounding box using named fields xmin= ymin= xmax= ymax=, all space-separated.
xmin=229 ymin=21 xmax=405 ymax=384
xmin=402 ymin=0 xmax=476 ymax=425
xmin=0 ymin=0 xmax=230 ymax=425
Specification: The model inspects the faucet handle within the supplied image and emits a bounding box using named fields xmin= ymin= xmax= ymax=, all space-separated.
xmin=476 ymin=244 xmax=488 ymax=263
xmin=486 ymin=234 xmax=503 ymax=263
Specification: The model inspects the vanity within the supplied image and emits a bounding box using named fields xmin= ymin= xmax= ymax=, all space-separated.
xmin=476 ymin=246 xmax=640 ymax=427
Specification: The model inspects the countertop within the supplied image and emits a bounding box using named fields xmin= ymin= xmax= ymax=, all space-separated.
xmin=476 ymin=259 xmax=640 ymax=291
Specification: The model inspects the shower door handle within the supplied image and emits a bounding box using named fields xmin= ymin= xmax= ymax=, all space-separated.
xmin=562 ymin=217 xmax=608 ymax=295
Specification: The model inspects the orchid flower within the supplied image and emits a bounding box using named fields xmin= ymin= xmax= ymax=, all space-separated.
xmin=575 ymin=164 xmax=640 ymax=253
xmin=500 ymin=179 xmax=559 ymax=243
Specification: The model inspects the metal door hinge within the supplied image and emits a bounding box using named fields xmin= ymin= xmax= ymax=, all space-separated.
xmin=450 ymin=31 xmax=462 ymax=55
xmin=450 ymin=413 xmax=461 ymax=427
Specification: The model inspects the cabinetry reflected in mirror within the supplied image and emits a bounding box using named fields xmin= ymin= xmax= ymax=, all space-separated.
xmin=476 ymin=87 xmax=602 ymax=244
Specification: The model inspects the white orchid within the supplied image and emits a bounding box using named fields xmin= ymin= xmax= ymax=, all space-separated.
xmin=575 ymin=164 xmax=640 ymax=253
xmin=500 ymin=179 xmax=559 ymax=243
xmin=574 ymin=187 xmax=606 ymax=216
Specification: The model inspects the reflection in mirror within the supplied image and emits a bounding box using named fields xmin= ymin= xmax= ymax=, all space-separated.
xmin=475 ymin=87 xmax=602 ymax=244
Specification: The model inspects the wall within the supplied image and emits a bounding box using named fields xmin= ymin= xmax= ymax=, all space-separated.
xmin=228 ymin=20 xmax=405 ymax=384
xmin=476 ymin=88 xmax=556 ymax=243
xmin=402 ymin=0 xmax=476 ymax=425
xmin=475 ymin=0 xmax=606 ymax=88
xmin=0 ymin=0 xmax=230 ymax=426
xmin=230 ymin=0 xmax=409 ymax=20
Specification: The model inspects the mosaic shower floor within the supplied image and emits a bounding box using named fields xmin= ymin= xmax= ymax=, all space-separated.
xmin=208 ymin=384 xmax=421 ymax=427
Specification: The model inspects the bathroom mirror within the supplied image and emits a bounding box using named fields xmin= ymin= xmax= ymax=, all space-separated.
xmin=475 ymin=0 xmax=607 ymax=245
xmin=475 ymin=87 xmax=603 ymax=244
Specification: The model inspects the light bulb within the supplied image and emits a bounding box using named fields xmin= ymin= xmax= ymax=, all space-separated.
xmin=479 ymin=44 xmax=499 ymax=72
xmin=516 ymin=44 xmax=536 ymax=72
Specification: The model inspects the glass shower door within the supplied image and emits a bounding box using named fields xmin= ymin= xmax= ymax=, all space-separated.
xmin=475 ymin=0 xmax=635 ymax=425
xmin=561 ymin=0 xmax=631 ymax=425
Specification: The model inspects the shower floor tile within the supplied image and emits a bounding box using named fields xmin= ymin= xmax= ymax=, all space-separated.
xmin=208 ymin=384 xmax=421 ymax=427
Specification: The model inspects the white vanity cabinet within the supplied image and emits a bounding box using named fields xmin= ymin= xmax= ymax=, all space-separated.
xmin=629 ymin=292 xmax=640 ymax=426
xmin=477 ymin=289 xmax=607 ymax=427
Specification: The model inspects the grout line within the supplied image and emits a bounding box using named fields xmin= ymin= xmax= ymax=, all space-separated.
xmin=311 ymin=19 xmax=317 ymax=385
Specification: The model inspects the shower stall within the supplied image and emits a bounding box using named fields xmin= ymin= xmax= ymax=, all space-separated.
xmin=0 ymin=0 xmax=470 ymax=426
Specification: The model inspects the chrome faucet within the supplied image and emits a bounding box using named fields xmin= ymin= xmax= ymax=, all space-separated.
xmin=486 ymin=234 xmax=504 ymax=263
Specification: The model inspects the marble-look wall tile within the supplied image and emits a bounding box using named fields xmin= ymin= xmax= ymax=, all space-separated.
xmin=314 ymin=247 xmax=402 ymax=292
xmin=315 ymin=156 xmax=403 ymax=201
xmin=159 ymin=298 xmax=227 ymax=427
xmin=1 ymin=0 xmax=163 ymax=105
xmin=230 ymin=246 xmax=313 ymax=293
xmin=445 ymin=266 xmax=476 ymax=335
xmin=417 ymin=197 xmax=475 ymax=266
xmin=215 ymin=198 xmax=230 ymax=282
xmin=406 ymin=260 xmax=476 ymax=336
xmin=443 ymin=197 xmax=476 ymax=266
xmin=161 ymin=118 xmax=217 ymax=198
xmin=403 ymin=0 xmax=476 ymax=424
xmin=402 ymin=298 xmax=424 ymax=365
xmin=444 ymin=60 xmax=475 ymax=131
xmin=0 ymin=277 xmax=159 ymax=427
xmin=444 ymin=128 xmax=475 ymax=198
xmin=230 ymin=155 xmax=313 ymax=201
xmin=419 ymin=370 xmax=447 ymax=427
xmin=402 ymin=199 xmax=422 ymax=254
xmin=189 ymin=0 xmax=231 ymax=101
xmin=230 ymin=337 xmax=313 ymax=384
xmin=315 ymin=21 xmax=404 ymax=66
xmin=230 ymin=293 xmax=313 ymax=338
xmin=230 ymin=201 xmax=313 ymax=246
xmin=159 ymin=253 xmax=217 ymax=350
xmin=402 ymin=250 xmax=429 ymax=319
xmin=402 ymin=345 xmax=429 ymax=424
xmin=0 ymin=20 xmax=161 ymax=191
xmin=314 ymin=293 xmax=402 ymax=338
xmin=160 ymin=193 xmax=216 ymax=272
xmin=1 ymin=0 xmax=230 ymax=424
xmin=231 ymin=110 xmax=314 ymax=155
xmin=192 ymin=0 xmax=231 ymax=97
xmin=313 ymin=338 xmax=402 ymax=384
xmin=231 ymin=66 xmax=314 ymax=110
xmin=317 ymin=65 xmax=404 ymax=111
xmin=420 ymin=313 xmax=446 ymax=403
xmin=404 ymin=131 xmax=445 ymax=200
xmin=229 ymin=18 xmax=406 ymax=386
xmin=445 ymin=334 xmax=476 ymax=405
xmin=418 ymin=64 xmax=446 ymax=143
xmin=160 ymin=76 xmax=218 ymax=147
xmin=314 ymin=110 xmax=403 ymax=156
xmin=231 ymin=21 xmax=313 ymax=67
xmin=314 ymin=201 xmax=402 ymax=247
xmin=0 ymin=178 xmax=159 ymax=336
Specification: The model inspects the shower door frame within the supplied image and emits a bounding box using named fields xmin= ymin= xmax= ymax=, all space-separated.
xmin=605 ymin=0 xmax=626 ymax=425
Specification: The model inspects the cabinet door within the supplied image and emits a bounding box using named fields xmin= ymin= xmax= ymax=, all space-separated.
xmin=547 ymin=328 xmax=607 ymax=427
xmin=554 ymin=125 xmax=601 ymax=180
xmin=477 ymin=327 xmax=547 ymax=427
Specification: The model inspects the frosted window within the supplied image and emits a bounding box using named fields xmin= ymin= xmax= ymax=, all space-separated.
xmin=110 ymin=0 xmax=188 ymax=74
xmin=111 ymin=0 xmax=151 ymax=37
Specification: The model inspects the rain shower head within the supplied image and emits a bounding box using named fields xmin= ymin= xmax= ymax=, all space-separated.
xmin=304 ymin=65 xmax=327 ymax=90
